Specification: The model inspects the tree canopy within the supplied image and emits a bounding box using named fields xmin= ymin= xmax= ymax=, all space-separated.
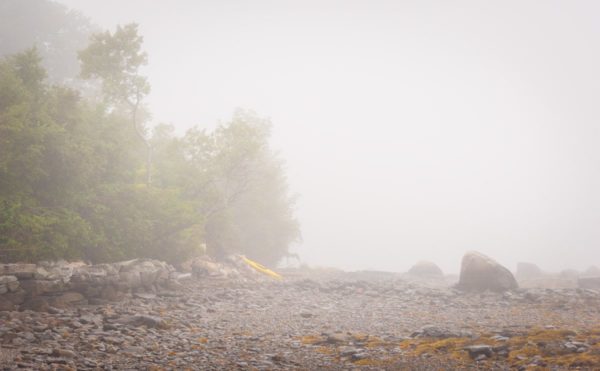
xmin=0 ymin=20 xmax=300 ymax=266
xmin=0 ymin=0 xmax=96 ymax=84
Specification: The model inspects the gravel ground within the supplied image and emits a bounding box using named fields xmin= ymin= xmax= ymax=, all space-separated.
xmin=1 ymin=271 xmax=600 ymax=370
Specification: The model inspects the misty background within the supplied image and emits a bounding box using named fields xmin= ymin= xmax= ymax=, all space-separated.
xmin=56 ymin=0 xmax=600 ymax=273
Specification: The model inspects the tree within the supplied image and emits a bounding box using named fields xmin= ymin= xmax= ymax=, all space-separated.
xmin=153 ymin=110 xmax=301 ymax=264
xmin=1 ymin=21 xmax=300 ymax=266
xmin=0 ymin=49 xmax=203 ymax=264
xmin=0 ymin=0 xmax=95 ymax=83
xmin=0 ymin=49 xmax=94 ymax=261
xmin=78 ymin=24 xmax=153 ymax=185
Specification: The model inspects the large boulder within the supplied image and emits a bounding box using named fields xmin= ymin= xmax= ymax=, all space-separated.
xmin=407 ymin=261 xmax=444 ymax=278
xmin=0 ymin=275 xmax=19 ymax=293
xmin=515 ymin=262 xmax=543 ymax=281
xmin=117 ymin=259 xmax=172 ymax=289
xmin=456 ymin=251 xmax=518 ymax=292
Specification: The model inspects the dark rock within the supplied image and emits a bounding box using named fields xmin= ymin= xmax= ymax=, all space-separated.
xmin=323 ymin=332 xmax=349 ymax=344
xmin=51 ymin=348 xmax=76 ymax=358
xmin=20 ymin=297 xmax=50 ymax=312
xmin=465 ymin=344 xmax=493 ymax=359
xmin=339 ymin=347 xmax=359 ymax=357
xmin=351 ymin=351 xmax=369 ymax=361
xmin=49 ymin=292 xmax=87 ymax=308
xmin=117 ymin=314 xmax=168 ymax=329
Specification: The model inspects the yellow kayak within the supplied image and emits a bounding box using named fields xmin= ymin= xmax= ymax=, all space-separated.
xmin=241 ymin=256 xmax=283 ymax=280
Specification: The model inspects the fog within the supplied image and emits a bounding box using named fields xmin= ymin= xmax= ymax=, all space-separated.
xmin=60 ymin=0 xmax=600 ymax=273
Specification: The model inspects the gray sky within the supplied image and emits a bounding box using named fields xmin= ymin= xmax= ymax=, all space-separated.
xmin=59 ymin=0 xmax=600 ymax=273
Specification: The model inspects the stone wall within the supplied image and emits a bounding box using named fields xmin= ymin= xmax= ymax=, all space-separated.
xmin=0 ymin=259 xmax=181 ymax=311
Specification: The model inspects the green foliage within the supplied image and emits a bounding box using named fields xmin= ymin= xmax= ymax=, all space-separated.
xmin=153 ymin=110 xmax=300 ymax=265
xmin=0 ymin=198 xmax=92 ymax=262
xmin=1 ymin=25 xmax=299 ymax=266
xmin=78 ymin=24 xmax=150 ymax=108
xmin=79 ymin=184 xmax=203 ymax=264
xmin=79 ymin=23 xmax=152 ymax=185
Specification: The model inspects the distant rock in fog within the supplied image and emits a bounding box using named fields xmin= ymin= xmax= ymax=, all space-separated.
xmin=407 ymin=261 xmax=444 ymax=279
xmin=515 ymin=262 xmax=543 ymax=281
xmin=582 ymin=265 xmax=600 ymax=278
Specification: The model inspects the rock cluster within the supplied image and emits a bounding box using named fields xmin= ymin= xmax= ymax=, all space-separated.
xmin=0 ymin=259 xmax=179 ymax=311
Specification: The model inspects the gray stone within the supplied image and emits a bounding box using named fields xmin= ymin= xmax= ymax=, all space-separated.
xmin=324 ymin=332 xmax=349 ymax=344
xmin=0 ymin=275 xmax=19 ymax=292
xmin=117 ymin=314 xmax=168 ymax=329
xmin=339 ymin=347 xmax=359 ymax=357
xmin=300 ymin=311 xmax=314 ymax=318
xmin=351 ymin=351 xmax=369 ymax=361
xmin=465 ymin=344 xmax=493 ymax=359
xmin=456 ymin=251 xmax=518 ymax=292
xmin=411 ymin=325 xmax=461 ymax=339
xmin=114 ymin=259 xmax=174 ymax=290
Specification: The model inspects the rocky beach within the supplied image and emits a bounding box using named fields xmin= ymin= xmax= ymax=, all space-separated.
xmin=1 ymin=256 xmax=600 ymax=370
